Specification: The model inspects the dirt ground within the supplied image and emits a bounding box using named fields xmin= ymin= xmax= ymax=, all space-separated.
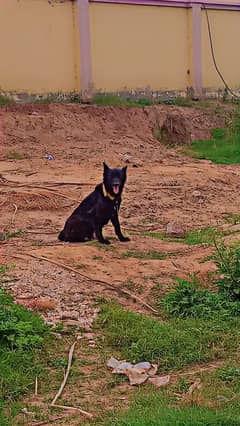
xmin=1 ymin=102 xmax=240 ymax=424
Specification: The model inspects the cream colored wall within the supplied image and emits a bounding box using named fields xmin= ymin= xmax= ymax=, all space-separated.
xmin=0 ymin=0 xmax=80 ymax=93
xmin=90 ymin=3 xmax=190 ymax=92
xmin=202 ymin=9 xmax=240 ymax=89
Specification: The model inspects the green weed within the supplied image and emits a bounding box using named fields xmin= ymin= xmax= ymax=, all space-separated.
xmin=184 ymin=114 xmax=240 ymax=164
xmin=0 ymin=94 xmax=14 ymax=107
xmin=74 ymin=263 xmax=87 ymax=270
xmin=0 ymin=265 xmax=49 ymax=425
xmin=223 ymin=213 xmax=240 ymax=225
xmin=145 ymin=227 xmax=222 ymax=246
xmin=161 ymin=276 xmax=237 ymax=319
xmin=0 ymin=230 xmax=25 ymax=241
xmin=122 ymin=250 xmax=167 ymax=260
xmin=5 ymin=151 xmax=27 ymax=160
xmin=217 ymin=366 xmax=240 ymax=382
xmin=108 ymin=392 xmax=240 ymax=426
xmin=92 ymin=94 xmax=153 ymax=108
xmin=212 ymin=242 xmax=240 ymax=301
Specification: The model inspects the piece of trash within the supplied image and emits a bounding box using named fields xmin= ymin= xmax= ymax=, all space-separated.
xmin=134 ymin=361 xmax=152 ymax=370
xmin=46 ymin=154 xmax=54 ymax=160
xmin=148 ymin=375 xmax=170 ymax=388
xmin=112 ymin=362 xmax=133 ymax=374
xmin=107 ymin=357 xmax=166 ymax=387
xmin=127 ymin=368 xmax=149 ymax=385
xmin=107 ymin=357 xmax=120 ymax=369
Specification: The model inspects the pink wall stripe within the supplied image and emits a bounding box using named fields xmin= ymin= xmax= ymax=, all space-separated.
xmin=90 ymin=0 xmax=240 ymax=10
xmin=192 ymin=3 xmax=202 ymax=96
xmin=77 ymin=0 xmax=93 ymax=96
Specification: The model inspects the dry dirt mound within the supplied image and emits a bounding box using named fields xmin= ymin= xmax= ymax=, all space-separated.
xmin=2 ymin=103 xmax=231 ymax=164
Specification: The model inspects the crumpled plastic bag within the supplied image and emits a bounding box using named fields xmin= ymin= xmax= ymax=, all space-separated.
xmin=107 ymin=357 xmax=170 ymax=387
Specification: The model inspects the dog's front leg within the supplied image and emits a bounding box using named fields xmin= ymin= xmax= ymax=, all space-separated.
xmin=111 ymin=214 xmax=130 ymax=242
xmin=95 ymin=223 xmax=110 ymax=245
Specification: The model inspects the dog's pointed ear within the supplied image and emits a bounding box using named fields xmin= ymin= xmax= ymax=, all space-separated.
xmin=122 ymin=165 xmax=127 ymax=175
xmin=103 ymin=162 xmax=109 ymax=173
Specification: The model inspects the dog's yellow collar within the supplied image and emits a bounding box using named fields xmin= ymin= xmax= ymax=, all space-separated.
xmin=102 ymin=183 xmax=115 ymax=201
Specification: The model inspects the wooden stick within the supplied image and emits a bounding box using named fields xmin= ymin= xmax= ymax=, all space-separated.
xmin=11 ymin=203 xmax=18 ymax=224
xmin=31 ymin=413 xmax=74 ymax=426
xmin=0 ymin=174 xmax=90 ymax=187
xmin=51 ymin=340 xmax=77 ymax=406
xmin=50 ymin=404 xmax=94 ymax=418
xmin=35 ymin=377 xmax=38 ymax=396
xmin=14 ymin=253 xmax=158 ymax=314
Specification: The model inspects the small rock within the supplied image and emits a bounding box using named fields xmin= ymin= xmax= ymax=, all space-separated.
xmin=60 ymin=311 xmax=79 ymax=321
xmin=192 ymin=190 xmax=202 ymax=198
xmin=166 ymin=222 xmax=186 ymax=238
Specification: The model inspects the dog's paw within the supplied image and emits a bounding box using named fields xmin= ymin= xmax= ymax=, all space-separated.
xmin=120 ymin=236 xmax=130 ymax=242
xmin=101 ymin=239 xmax=111 ymax=245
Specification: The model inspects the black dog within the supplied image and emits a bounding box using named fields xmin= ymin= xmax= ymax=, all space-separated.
xmin=58 ymin=163 xmax=130 ymax=245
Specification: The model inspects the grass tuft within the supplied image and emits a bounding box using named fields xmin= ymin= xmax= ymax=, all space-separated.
xmin=184 ymin=114 xmax=240 ymax=165
xmin=122 ymin=250 xmax=167 ymax=260
xmin=108 ymin=391 xmax=240 ymax=426
xmin=92 ymin=94 xmax=153 ymax=107
xmin=98 ymin=302 xmax=240 ymax=370
xmin=145 ymin=227 xmax=222 ymax=246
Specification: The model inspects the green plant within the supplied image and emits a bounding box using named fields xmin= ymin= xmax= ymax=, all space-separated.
xmin=122 ymin=250 xmax=167 ymax=260
xmin=217 ymin=366 xmax=240 ymax=382
xmin=0 ymin=288 xmax=47 ymax=349
xmin=162 ymin=276 xmax=225 ymax=318
xmin=92 ymin=94 xmax=153 ymax=107
xmin=223 ymin=213 xmax=240 ymax=225
xmin=212 ymin=242 xmax=240 ymax=300
xmin=98 ymin=302 xmax=240 ymax=369
xmin=5 ymin=151 xmax=27 ymax=160
xmin=108 ymin=391 xmax=240 ymax=426
xmin=145 ymin=227 xmax=222 ymax=246
xmin=0 ymin=94 xmax=14 ymax=107
xmin=0 ymin=230 xmax=25 ymax=241
xmin=184 ymin=113 xmax=240 ymax=165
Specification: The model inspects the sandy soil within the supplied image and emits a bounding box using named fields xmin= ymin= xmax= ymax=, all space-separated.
xmin=1 ymin=102 xmax=240 ymax=319
xmin=1 ymin=102 xmax=240 ymax=424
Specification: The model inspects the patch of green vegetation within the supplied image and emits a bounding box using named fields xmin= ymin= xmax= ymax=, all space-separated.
xmin=92 ymin=94 xmax=153 ymax=108
xmin=0 ymin=266 xmax=50 ymax=424
xmin=161 ymin=96 xmax=193 ymax=107
xmin=212 ymin=241 xmax=240 ymax=301
xmin=0 ymin=230 xmax=25 ymax=241
xmin=108 ymin=391 xmax=240 ymax=426
xmin=74 ymin=263 xmax=87 ymax=270
xmin=223 ymin=213 xmax=240 ymax=225
xmin=162 ymin=276 xmax=239 ymax=319
xmin=216 ymin=366 xmax=240 ymax=382
xmin=122 ymin=250 xmax=167 ymax=260
xmin=0 ymin=94 xmax=14 ymax=107
xmin=33 ymin=93 xmax=82 ymax=104
xmin=92 ymin=255 xmax=103 ymax=261
xmin=97 ymin=302 xmax=240 ymax=370
xmin=123 ymin=280 xmax=144 ymax=295
xmin=87 ymin=240 xmax=116 ymax=251
xmin=5 ymin=151 xmax=27 ymax=160
xmin=145 ymin=227 xmax=223 ymax=246
xmin=184 ymin=114 xmax=240 ymax=164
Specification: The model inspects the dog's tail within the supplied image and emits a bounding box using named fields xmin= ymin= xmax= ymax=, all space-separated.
xmin=58 ymin=230 xmax=65 ymax=241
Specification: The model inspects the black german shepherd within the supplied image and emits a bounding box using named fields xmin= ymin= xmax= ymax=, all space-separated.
xmin=58 ymin=163 xmax=130 ymax=245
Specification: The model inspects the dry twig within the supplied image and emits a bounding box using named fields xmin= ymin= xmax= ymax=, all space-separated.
xmin=14 ymin=253 xmax=158 ymax=314
xmin=51 ymin=340 xmax=77 ymax=406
